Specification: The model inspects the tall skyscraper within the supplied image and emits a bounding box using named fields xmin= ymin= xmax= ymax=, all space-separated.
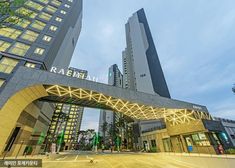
xmin=0 ymin=0 xmax=83 ymax=156
xmin=45 ymin=68 xmax=87 ymax=151
xmin=99 ymin=64 xmax=123 ymax=139
xmin=0 ymin=0 xmax=83 ymax=89
xmin=122 ymin=8 xmax=170 ymax=98
xmin=122 ymin=8 xmax=168 ymax=148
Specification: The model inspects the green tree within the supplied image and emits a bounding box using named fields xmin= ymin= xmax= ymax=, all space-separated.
xmin=0 ymin=0 xmax=32 ymax=28
xmin=116 ymin=115 xmax=126 ymax=134
xmin=108 ymin=123 xmax=118 ymax=141
xmin=101 ymin=121 xmax=108 ymax=142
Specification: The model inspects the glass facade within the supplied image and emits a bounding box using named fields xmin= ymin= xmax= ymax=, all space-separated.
xmin=0 ymin=41 xmax=11 ymax=52
xmin=39 ymin=12 xmax=52 ymax=21
xmin=45 ymin=5 xmax=57 ymax=13
xmin=0 ymin=57 xmax=19 ymax=74
xmin=31 ymin=20 xmax=46 ymax=31
xmin=0 ymin=28 xmax=22 ymax=40
xmin=21 ymin=30 xmax=39 ymax=42
xmin=16 ymin=7 xmax=37 ymax=18
xmin=8 ymin=42 xmax=30 ymax=56
xmin=25 ymin=1 xmax=44 ymax=11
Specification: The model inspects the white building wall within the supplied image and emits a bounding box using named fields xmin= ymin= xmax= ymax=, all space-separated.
xmin=127 ymin=13 xmax=155 ymax=95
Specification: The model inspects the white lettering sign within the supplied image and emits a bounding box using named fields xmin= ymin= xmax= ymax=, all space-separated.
xmin=50 ymin=66 xmax=99 ymax=82
xmin=193 ymin=105 xmax=202 ymax=110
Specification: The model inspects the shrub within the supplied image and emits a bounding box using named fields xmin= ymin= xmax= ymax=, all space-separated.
xmin=225 ymin=148 xmax=235 ymax=154
xmin=149 ymin=147 xmax=157 ymax=153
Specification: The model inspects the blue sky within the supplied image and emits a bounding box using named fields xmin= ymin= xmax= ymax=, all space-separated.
xmin=69 ymin=0 xmax=235 ymax=131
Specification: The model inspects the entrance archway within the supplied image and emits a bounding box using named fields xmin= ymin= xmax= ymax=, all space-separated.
xmin=0 ymin=66 xmax=212 ymax=155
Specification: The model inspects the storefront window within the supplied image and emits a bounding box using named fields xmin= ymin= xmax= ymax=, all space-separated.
xmin=191 ymin=133 xmax=210 ymax=146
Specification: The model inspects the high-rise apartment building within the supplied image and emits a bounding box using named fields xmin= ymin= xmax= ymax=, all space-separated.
xmin=0 ymin=0 xmax=83 ymax=156
xmin=99 ymin=64 xmax=123 ymax=139
xmin=46 ymin=68 xmax=87 ymax=150
xmin=122 ymin=8 xmax=169 ymax=148
xmin=122 ymin=8 xmax=170 ymax=98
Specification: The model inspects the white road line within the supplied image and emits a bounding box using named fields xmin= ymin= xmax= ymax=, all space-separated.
xmin=74 ymin=155 xmax=78 ymax=161
xmin=56 ymin=156 xmax=67 ymax=161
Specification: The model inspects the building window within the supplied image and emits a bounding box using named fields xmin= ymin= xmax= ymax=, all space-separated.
xmin=20 ymin=30 xmax=39 ymax=42
xmin=55 ymin=17 xmax=62 ymax=22
xmin=51 ymin=0 xmax=61 ymax=6
xmin=0 ymin=27 xmax=22 ymax=39
xmin=0 ymin=79 xmax=5 ymax=87
xmin=38 ymin=12 xmax=52 ymax=21
xmin=34 ymin=47 xmax=45 ymax=55
xmin=31 ymin=20 xmax=46 ymax=30
xmin=60 ymin=10 xmax=66 ymax=15
xmin=16 ymin=7 xmax=37 ymax=18
xmin=11 ymin=18 xmax=31 ymax=28
xmin=20 ymin=20 xmax=31 ymax=29
xmin=49 ymin=25 xmax=57 ymax=31
xmin=38 ymin=0 xmax=49 ymax=4
xmin=8 ymin=42 xmax=30 ymax=56
xmin=0 ymin=57 xmax=19 ymax=74
xmin=42 ymin=35 xmax=52 ymax=42
xmin=191 ymin=133 xmax=210 ymax=146
xmin=64 ymin=4 xmax=70 ymax=8
xmin=0 ymin=40 xmax=11 ymax=52
xmin=25 ymin=62 xmax=36 ymax=68
xmin=45 ymin=5 xmax=57 ymax=13
xmin=25 ymin=1 xmax=44 ymax=11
